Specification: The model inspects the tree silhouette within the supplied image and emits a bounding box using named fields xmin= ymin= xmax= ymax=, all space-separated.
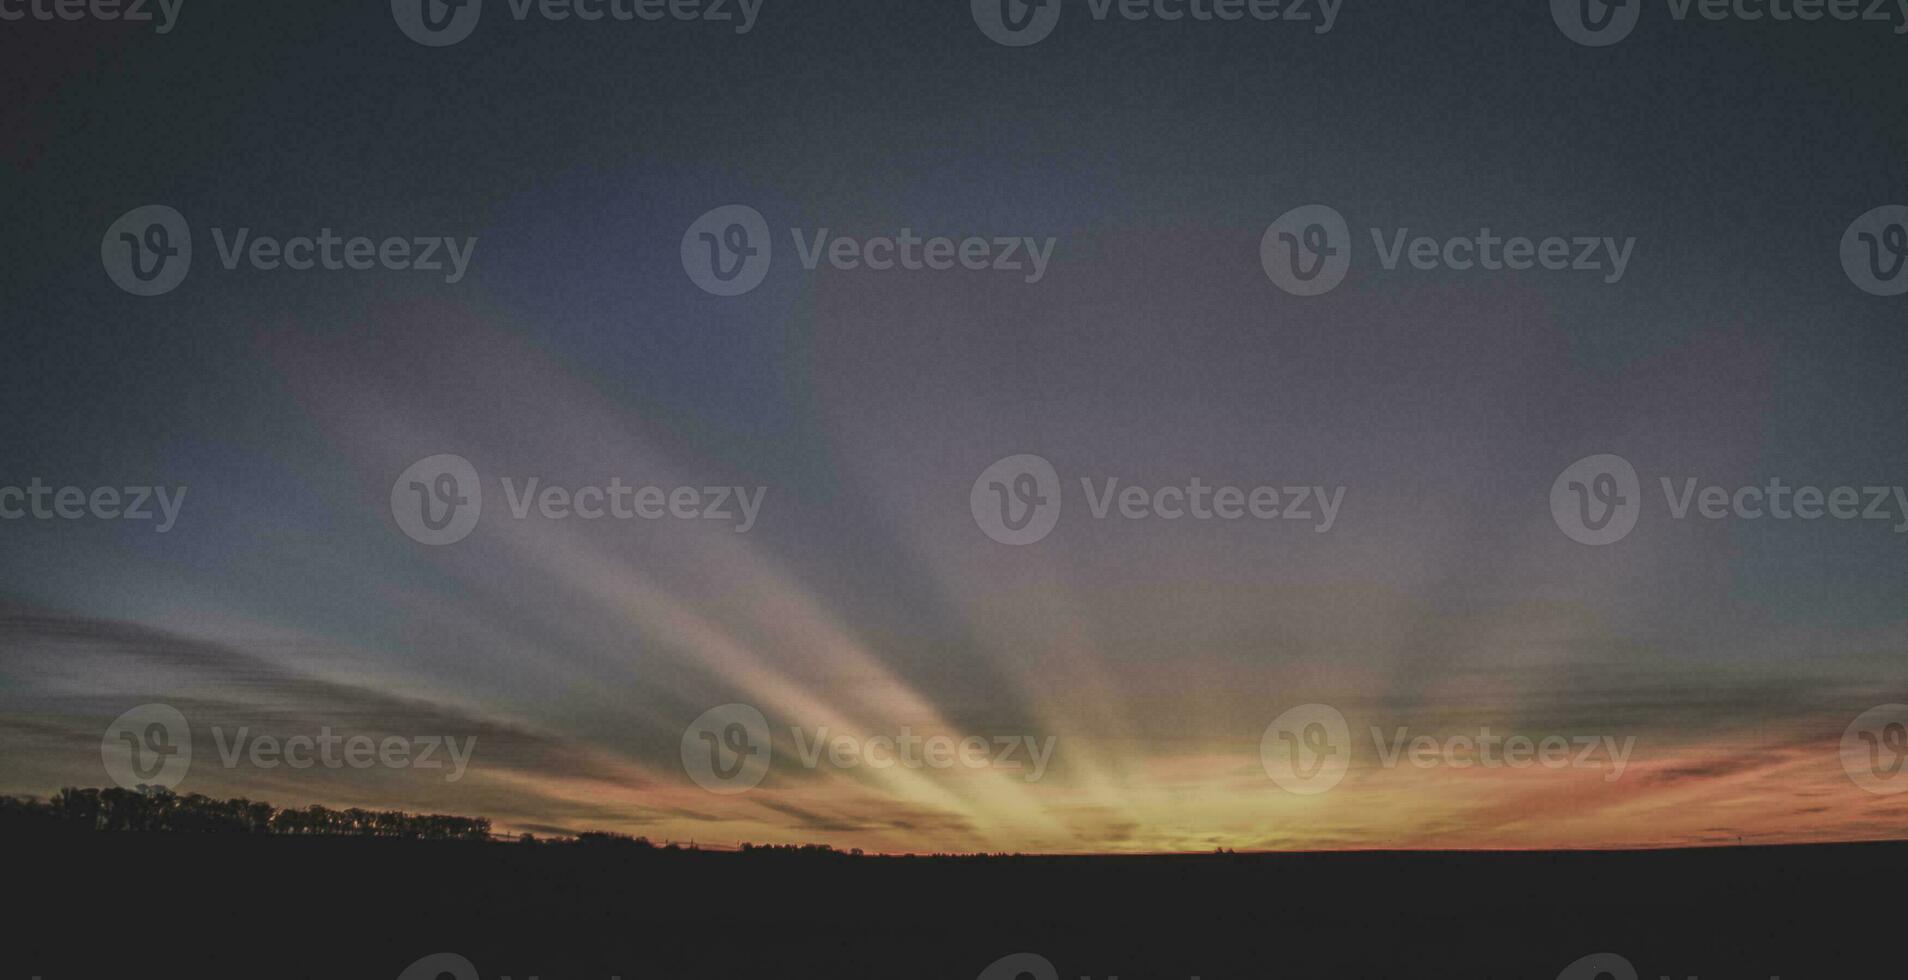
xmin=1 ymin=788 xmax=885 ymax=856
xmin=0 ymin=788 xmax=491 ymax=840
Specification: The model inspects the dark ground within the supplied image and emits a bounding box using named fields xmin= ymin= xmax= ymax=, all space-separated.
xmin=4 ymin=835 xmax=1890 ymax=978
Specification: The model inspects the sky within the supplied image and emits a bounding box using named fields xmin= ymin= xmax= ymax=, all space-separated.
xmin=2 ymin=0 xmax=1907 ymax=853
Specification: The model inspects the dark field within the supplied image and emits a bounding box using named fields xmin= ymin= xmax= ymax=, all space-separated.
xmin=7 ymin=835 xmax=1890 ymax=978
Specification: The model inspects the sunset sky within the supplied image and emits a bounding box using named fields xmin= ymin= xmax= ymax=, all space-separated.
xmin=3 ymin=0 xmax=1906 ymax=854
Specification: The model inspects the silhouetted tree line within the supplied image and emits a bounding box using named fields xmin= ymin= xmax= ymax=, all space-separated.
xmin=573 ymin=830 xmax=655 ymax=847
xmin=0 ymin=788 xmax=945 ymax=856
xmin=0 ymin=787 xmax=490 ymax=840
xmin=740 ymin=842 xmax=863 ymax=857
